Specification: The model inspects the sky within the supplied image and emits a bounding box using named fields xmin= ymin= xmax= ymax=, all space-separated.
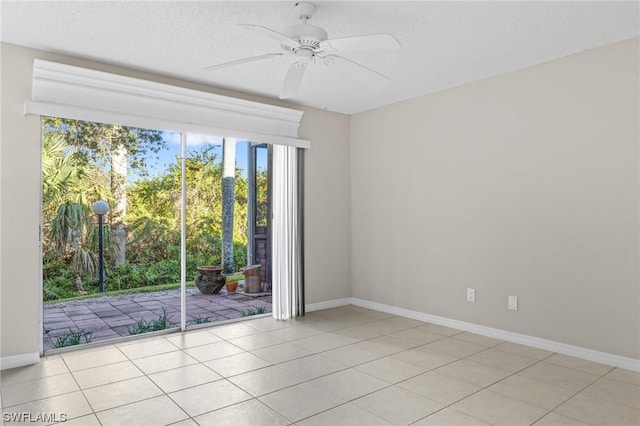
xmin=134 ymin=131 xmax=252 ymax=181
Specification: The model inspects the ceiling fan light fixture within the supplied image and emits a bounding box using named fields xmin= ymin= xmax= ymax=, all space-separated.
xmin=294 ymin=48 xmax=314 ymax=60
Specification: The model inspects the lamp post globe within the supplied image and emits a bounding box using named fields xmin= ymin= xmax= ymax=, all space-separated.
xmin=92 ymin=200 xmax=109 ymax=293
xmin=92 ymin=200 xmax=109 ymax=215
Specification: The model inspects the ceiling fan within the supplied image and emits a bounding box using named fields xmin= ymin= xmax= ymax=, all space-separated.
xmin=203 ymin=2 xmax=401 ymax=99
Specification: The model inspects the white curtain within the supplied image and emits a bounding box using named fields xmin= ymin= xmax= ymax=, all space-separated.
xmin=271 ymin=145 xmax=304 ymax=320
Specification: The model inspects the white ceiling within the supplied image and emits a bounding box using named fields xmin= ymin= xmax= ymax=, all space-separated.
xmin=1 ymin=1 xmax=638 ymax=114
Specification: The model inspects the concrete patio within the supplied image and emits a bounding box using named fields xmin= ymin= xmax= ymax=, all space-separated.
xmin=43 ymin=286 xmax=272 ymax=351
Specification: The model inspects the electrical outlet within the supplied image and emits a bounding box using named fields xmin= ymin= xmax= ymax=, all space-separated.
xmin=466 ymin=288 xmax=475 ymax=303
xmin=508 ymin=295 xmax=518 ymax=311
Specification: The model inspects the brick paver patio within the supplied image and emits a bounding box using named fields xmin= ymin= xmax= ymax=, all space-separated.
xmin=43 ymin=285 xmax=272 ymax=351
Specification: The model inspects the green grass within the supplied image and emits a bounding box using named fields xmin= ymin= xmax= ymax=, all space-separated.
xmin=225 ymin=273 xmax=244 ymax=282
xmin=44 ymin=281 xmax=196 ymax=304
xmin=45 ymin=273 xmax=246 ymax=305
xmin=242 ymin=305 xmax=268 ymax=317
xmin=51 ymin=328 xmax=93 ymax=348
xmin=190 ymin=316 xmax=213 ymax=325
xmin=128 ymin=308 xmax=175 ymax=335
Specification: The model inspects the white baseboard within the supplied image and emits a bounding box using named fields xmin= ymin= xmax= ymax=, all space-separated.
xmin=306 ymin=297 xmax=640 ymax=372
xmin=305 ymin=298 xmax=352 ymax=312
xmin=0 ymin=352 xmax=40 ymax=371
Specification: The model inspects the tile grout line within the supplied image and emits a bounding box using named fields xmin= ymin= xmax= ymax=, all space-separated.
xmin=7 ymin=308 xmax=637 ymax=426
xmin=530 ymin=362 xmax=625 ymax=426
xmin=213 ymin=324 xmax=481 ymax=423
xmin=136 ymin=316 xmax=438 ymax=422
xmin=59 ymin=351 xmax=100 ymax=424
xmin=63 ymin=328 xmax=618 ymax=425
xmin=24 ymin=317 xmax=465 ymax=414
xmin=242 ymin=319 xmax=552 ymax=425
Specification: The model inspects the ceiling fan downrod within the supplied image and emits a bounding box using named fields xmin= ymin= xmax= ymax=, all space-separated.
xmin=284 ymin=2 xmax=327 ymax=50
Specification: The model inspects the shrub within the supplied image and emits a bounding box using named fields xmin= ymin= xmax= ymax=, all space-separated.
xmin=43 ymin=276 xmax=76 ymax=301
xmin=42 ymin=251 xmax=74 ymax=281
xmin=233 ymin=242 xmax=247 ymax=272
xmin=43 ymin=283 xmax=65 ymax=301
xmin=128 ymin=308 xmax=175 ymax=335
xmin=42 ymin=234 xmax=249 ymax=298
xmin=225 ymin=273 xmax=244 ymax=282
xmin=52 ymin=328 xmax=93 ymax=348
xmin=190 ymin=316 xmax=212 ymax=325
xmin=242 ymin=305 xmax=268 ymax=317
xmin=107 ymin=262 xmax=147 ymax=291
xmin=145 ymin=259 xmax=180 ymax=285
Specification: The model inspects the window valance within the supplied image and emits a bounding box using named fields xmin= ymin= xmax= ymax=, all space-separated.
xmin=24 ymin=59 xmax=309 ymax=148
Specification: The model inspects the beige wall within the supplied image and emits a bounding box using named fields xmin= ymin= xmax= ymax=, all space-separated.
xmin=299 ymin=109 xmax=352 ymax=306
xmin=0 ymin=42 xmax=351 ymax=359
xmin=3 ymin=37 xmax=638 ymax=361
xmin=351 ymin=38 xmax=640 ymax=359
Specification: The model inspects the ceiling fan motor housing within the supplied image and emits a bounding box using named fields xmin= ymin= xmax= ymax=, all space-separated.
xmin=284 ymin=1 xmax=327 ymax=53
xmin=283 ymin=23 xmax=327 ymax=49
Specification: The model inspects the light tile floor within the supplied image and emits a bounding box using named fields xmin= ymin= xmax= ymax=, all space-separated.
xmin=2 ymin=305 xmax=639 ymax=426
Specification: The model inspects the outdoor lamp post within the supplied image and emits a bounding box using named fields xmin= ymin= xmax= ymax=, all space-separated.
xmin=92 ymin=200 xmax=109 ymax=293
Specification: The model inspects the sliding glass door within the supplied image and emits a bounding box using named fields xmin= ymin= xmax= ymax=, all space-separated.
xmin=248 ymin=144 xmax=272 ymax=292
xmin=41 ymin=118 xmax=183 ymax=350
xmin=42 ymin=119 xmax=272 ymax=352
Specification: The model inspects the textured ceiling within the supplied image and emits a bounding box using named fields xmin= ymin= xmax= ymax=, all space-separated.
xmin=1 ymin=1 xmax=638 ymax=114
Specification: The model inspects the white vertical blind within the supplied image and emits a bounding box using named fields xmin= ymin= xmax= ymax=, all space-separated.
xmin=271 ymin=145 xmax=304 ymax=320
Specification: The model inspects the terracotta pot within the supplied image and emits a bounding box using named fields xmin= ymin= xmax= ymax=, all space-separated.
xmin=226 ymin=281 xmax=238 ymax=294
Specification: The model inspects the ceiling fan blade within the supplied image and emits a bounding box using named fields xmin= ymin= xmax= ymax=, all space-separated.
xmin=279 ymin=62 xmax=307 ymax=99
xmin=202 ymin=53 xmax=283 ymax=71
xmin=240 ymin=24 xmax=301 ymax=47
xmin=319 ymin=34 xmax=400 ymax=54
xmin=323 ymin=55 xmax=390 ymax=90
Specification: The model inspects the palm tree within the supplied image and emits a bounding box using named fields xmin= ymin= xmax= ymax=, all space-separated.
xmin=42 ymin=133 xmax=110 ymax=277
xmin=42 ymin=117 xmax=165 ymax=267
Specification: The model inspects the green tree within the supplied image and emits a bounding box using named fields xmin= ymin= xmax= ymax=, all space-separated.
xmin=255 ymin=167 xmax=269 ymax=227
xmin=221 ymin=139 xmax=236 ymax=273
xmin=42 ymin=133 xmax=110 ymax=277
xmin=43 ymin=118 xmax=165 ymax=267
xmin=126 ymin=144 xmax=249 ymax=272
xmin=126 ymin=169 xmax=181 ymax=264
